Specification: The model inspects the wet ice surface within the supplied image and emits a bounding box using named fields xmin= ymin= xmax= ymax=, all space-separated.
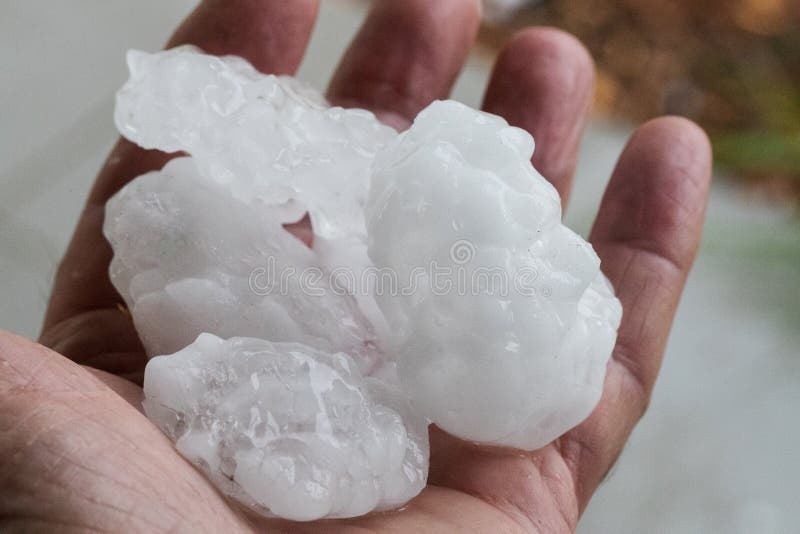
xmin=143 ymin=334 xmax=428 ymax=521
xmin=115 ymin=47 xmax=395 ymax=240
xmin=105 ymin=47 xmax=620 ymax=520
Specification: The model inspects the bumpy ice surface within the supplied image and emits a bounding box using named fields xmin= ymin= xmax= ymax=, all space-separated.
xmin=105 ymin=46 xmax=621 ymax=520
xmin=105 ymin=156 xmax=385 ymax=374
xmin=367 ymin=102 xmax=622 ymax=449
xmin=143 ymin=334 xmax=428 ymax=521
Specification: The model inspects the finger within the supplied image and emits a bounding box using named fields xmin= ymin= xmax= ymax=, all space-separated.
xmin=39 ymin=307 xmax=147 ymax=383
xmin=560 ymin=117 xmax=712 ymax=510
xmin=169 ymin=0 xmax=319 ymax=76
xmin=43 ymin=1 xmax=320 ymax=362
xmin=0 ymin=330 xmax=252 ymax=531
xmin=327 ymin=0 xmax=482 ymax=130
xmin=482 ymin=28 xmax=595 ymax=205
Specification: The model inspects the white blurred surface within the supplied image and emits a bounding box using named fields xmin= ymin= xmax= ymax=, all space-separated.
xmin=0 ymin=1 xmax=797 ymax=532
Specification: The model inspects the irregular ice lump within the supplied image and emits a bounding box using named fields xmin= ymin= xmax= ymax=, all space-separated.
xmin=115 ymin=46 xmax=395 ymax=240
xmin=143 ymin=334 xmax=428 ymax=521
xmin=105 ymin=46 xmax=621 ymax=520
xmin=104 ymin=156 xmax=385 ymax=375
xmin=367 ymin=101 xmax=622 ymax=449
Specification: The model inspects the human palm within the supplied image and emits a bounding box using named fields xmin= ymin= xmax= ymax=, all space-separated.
xmin=0 ymin=1 xmax=711 ymax=532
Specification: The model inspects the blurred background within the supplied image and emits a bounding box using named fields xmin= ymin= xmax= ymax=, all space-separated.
xmin=483 ymin=0 xmax=800 ymax=209
xmin=0 ymin=1 xmax=798 ymax=532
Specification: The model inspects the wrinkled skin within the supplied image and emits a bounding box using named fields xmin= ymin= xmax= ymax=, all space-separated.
xmin=0 ymin=1 xmax=712 ymax=532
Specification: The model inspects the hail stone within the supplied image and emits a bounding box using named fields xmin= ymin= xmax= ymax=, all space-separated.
xmin=366 ymin=100 xmax=622 ymax=450
xmin=143 ymin=334 xmax=428 ymax=521
xmin=104 ymin=156 xmax=384 ymax=374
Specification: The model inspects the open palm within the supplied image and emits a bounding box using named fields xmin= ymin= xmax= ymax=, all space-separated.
xmin=1 ymin=1 xmax=711 ymax=532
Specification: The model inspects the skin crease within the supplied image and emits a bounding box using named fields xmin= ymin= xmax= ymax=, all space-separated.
xmin=0 ymin=0 xmax=712 ymax=532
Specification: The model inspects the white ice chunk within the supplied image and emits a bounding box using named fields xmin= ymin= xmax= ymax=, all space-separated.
xmin=366 ymin=101 xmax=622 ymax=449
xmin=115 ymin=45 xmax=395 ymax=240
xmin=143 ymin=334 xmax=429 ymax=521
xmin=104 ymin=156 xmax=384 ymax=374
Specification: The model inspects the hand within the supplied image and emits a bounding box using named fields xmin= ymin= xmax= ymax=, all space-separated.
xmin=1 ymin=1 xmax=712 ymax=532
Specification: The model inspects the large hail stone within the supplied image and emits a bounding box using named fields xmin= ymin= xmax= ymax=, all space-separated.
xmin=105 ymin=46 xmax=622 ymax=521
xmin=143 ymin=334 xmax=428 ymax=521
xmin=104 ymin=156 xmax=385 ymax=374
xmin=115 ymin=46 xmax=395 ymax=240
xmin=366 ymin=101 xmax=622 ymax=449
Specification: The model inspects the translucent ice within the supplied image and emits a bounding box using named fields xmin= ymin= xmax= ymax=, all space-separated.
xmin=366 ymin=101 xmax=622 ymax=449
xmin=105 ymin=47 xmax=622 ymax=520
xmin=143 ymin=334 xmax=428 ymax=521
xmin=115 ymin=45 xmax=395 ymax=239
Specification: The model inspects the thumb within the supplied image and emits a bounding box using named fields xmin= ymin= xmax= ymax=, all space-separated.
xmin=0 ymin=330 xmax=249 ymax=532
